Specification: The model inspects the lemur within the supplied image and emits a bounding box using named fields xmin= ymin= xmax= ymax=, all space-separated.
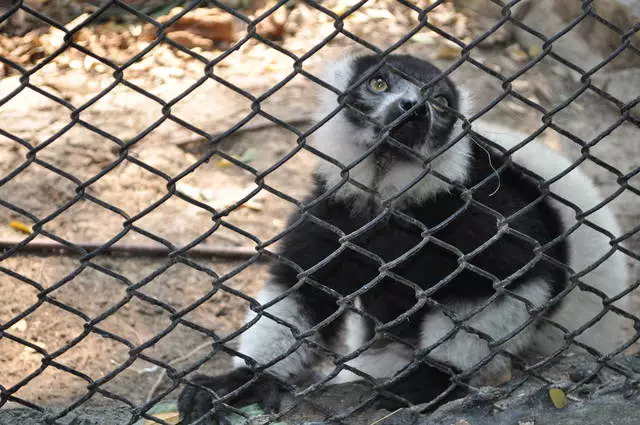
xmin=179 ymin=53 xmax=630 ymax=424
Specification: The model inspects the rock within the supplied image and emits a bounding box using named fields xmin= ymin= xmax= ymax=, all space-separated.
xmin=512 ymin=0 xmax=640 ymax=70
xmin=452 ymin=0 xmax=530 ymax=20
xmin=254 ymin=4 xmax=290 ymax=40
xmin=592 ymin=67 xmax=640 ymax=117
xmin=569 ymin=364 xmax=599 ymax=384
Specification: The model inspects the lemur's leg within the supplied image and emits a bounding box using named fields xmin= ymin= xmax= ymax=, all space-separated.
xmin=179 ymin=281 xmax=341 ymax=424
xmin=368 ymin=279 xmax=552 ymax=411
xmin=323 ymin=299 xmax=413 ymax=384
xmin=420 ymin=278 xmax=551 ymax=387
xmin=322 ymin=304 xmax=464 ymax=410
xmin=231 ymin=281 xmax=322 ymax=381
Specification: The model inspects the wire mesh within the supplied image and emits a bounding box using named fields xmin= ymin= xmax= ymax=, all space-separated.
xmin=0 ymin=0 xmax=639 ymax=424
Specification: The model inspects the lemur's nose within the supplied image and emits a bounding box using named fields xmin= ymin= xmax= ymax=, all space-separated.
xmin=398 ymin=99 xmax=427 ymax=116
xmin=399 ymin=99 xmax=415 ymax=111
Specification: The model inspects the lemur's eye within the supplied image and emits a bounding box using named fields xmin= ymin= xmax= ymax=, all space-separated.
xmin=369 ymin=77 xmax=389 ymax=93
xmin=432 ymin=96 xmax=450 ymax=114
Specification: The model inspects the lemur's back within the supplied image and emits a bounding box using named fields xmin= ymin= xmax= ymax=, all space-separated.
xmin=473 ymin=121 xmax=630 ymax=355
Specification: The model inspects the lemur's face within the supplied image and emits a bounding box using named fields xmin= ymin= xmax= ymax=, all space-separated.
xmin=342 ymin=55 xmax=460 ymax=151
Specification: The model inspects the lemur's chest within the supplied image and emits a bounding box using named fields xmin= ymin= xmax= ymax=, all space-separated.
xmin=272 ymin=174 xmax=565 ymax=333
xmin=304 ymin=199 xmax=484 ymax=296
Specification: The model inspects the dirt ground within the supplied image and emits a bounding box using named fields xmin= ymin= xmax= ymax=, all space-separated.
xmin=0 ymin=0 xmax=638 ymax=420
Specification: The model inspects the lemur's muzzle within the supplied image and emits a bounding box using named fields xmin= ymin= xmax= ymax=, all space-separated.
xmin=386 ymin=98 xmax=430 ymax=149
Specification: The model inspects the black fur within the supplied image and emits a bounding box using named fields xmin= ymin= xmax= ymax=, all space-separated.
xmin=178 ymin=368 xmax=282 ymax=425
xmin=377 ymin=361 xmax=466 ymax=409
xmin=271 ymin=143 xmax=568 ymax=347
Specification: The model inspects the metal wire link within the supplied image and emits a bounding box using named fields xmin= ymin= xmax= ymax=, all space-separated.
xmin=0 ymin=0 xmax=638 ymax=424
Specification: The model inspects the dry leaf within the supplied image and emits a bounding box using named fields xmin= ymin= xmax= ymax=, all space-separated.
xmin=167 ymin=30 xmax=215 ymax=49
xmin=411 ymin=33 xmax=436 ymax=45
xmin=505 ymin=100 xmax=527 ymax=114
xmin=366 ymin=9 xmax=395 ymax=20
xmin=24 ymin=341 xmax=47 ymax=353
xmin=177 ymin=183 xmax=264 ymax=212
xmin=9 ymin=220 xmax=32 ymax=234
xmin=255 ymin=5 xmax=289 ymax=40
xmin=506 ymin=43 xmax=529 ymax=62
xmin=215 ymin=148 xmax=258 ymax=167
xmin=512 ymin=79 xmax=530 ymax=92
xmin=216 ymin=158 xmax=233 ymax=168
xmin=143 ymin=412 xmax=180 ymax=425
xmin=150 ymin=66 xmax=185 ymax=80
xmin=143 ymin=7 xmax=236 ymax=43
xmin=436 ymin=42 xmax=462 ymax=59
xmin=528 ymin=44 xmax=542 ymax=57
xmin=8 ymin=319 xmax=28 ymax=332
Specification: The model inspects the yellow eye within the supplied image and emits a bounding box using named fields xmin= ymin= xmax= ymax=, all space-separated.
xmin=369 ymin=77 xmax=389 ymax=92
xmin=432 ymin=95 xmax=450 ymax=113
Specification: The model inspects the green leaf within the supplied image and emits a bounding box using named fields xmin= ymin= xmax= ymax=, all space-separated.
xmin=549 ymin=388 xmax=568 ymax=408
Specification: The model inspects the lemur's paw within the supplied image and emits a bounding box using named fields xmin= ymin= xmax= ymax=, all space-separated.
xmin=374 ymin=362 xmax=466 ymax=411
xmin=178 ymin=368 xmax=282 ymax=425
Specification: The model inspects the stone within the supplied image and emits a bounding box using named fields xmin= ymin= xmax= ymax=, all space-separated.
xmin=456 ymin=0 xmax=640 ymax=70
xmin=568 ymin=364 xmax=599 ymax=383
xmin=592 ymin=67 xmax=640 ymax=117
xmin=512 ymin=0 xmax=640 ymax=70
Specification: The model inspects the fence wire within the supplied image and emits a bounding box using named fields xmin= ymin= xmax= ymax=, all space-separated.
xmin=0 ymin=0 xmax=639 ymax=424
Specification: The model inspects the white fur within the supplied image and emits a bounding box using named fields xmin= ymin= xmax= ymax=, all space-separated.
xmin=420 ymin=279 xmax=550 ymax=382
xmin=312 ymin=54 xmax=472 ymax=207
xmin=233 ymin=283 xmax=318 ymax=380
xmin=320 ymin=279 xmax=551 ymax=384
xmin=327 ymin=343 xmax=412 ymax=384
xmin=471 ymin=121 xmax=631 ymax=356
xmin=325 ymin=299 xmax=412 ymax=383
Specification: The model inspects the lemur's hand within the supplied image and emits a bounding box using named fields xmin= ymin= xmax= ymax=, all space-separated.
xmin=178 ymin=368 xmax=282 ymax=425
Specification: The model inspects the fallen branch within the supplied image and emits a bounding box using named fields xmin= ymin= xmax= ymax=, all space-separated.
xmin=171 ymin=117 xmax=312 ymax=147
xmin=0 ymin=238 xmax=260 ymax=260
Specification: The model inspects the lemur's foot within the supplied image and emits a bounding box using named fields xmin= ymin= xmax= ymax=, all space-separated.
xmin=375 ymin=362 xmax=466 ymax=411
xmin=178 ymin=368 xmax=282 ymax=425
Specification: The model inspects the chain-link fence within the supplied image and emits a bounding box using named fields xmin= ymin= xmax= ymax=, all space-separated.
xmin=0 ymin=0 xmax=639 ymax=424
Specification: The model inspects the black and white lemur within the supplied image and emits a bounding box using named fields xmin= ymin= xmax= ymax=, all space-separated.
xmin=179 ymin=53 xmax=630 ymax=423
